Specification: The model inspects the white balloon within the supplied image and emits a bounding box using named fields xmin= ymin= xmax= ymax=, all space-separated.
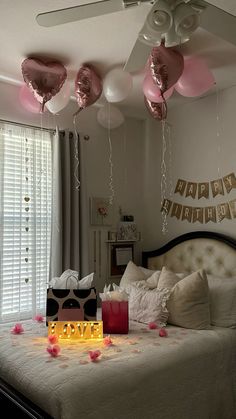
xmin=103 ymin=68 xmax=133 ymax=103
xmin=46 ymin=80 xmax=71 ymax=114
xmin=97 ymin=104 xmax=125 ymax=129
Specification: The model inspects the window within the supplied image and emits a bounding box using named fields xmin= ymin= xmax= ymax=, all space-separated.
xmin=0 ymin=122 xmax=52 ymax=322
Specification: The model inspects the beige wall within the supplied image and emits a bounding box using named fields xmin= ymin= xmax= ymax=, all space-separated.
xmin=144 ymin=87 xmax=236 ymax=250
xmin=0 ymin=81 xmax=145 ymax=291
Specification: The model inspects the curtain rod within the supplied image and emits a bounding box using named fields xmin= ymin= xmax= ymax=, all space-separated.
xmin=0 ymin=118 xmax=55 ymax=133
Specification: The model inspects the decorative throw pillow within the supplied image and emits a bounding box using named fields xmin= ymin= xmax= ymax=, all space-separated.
xmin=158 ymin=266 xmax=185 ymax=290
xmin=139 ymin=266 xmax=156 ymax=278
xmin=128 ymin=284 xmax=170 ymax=325
xmin=119 ymin=261 xmax=161 ymax=292
xmin=166 ymin=270 xmax=211 ymax=330
xmin=207 ymin=275 xmax=236 ymax=328
xmin=119 ymin=261 xmax=147 ymax=292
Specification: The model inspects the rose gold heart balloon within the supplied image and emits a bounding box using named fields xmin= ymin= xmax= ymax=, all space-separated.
xmin=21 ymin=58 xmax=67 ymax=111
xmin=149 ymin=46 xmax=184 ymax=94
xmin=144 ymin=96 xmax=167 ymax=121
xmin=74 ymin=65 xmax=102 ymax=113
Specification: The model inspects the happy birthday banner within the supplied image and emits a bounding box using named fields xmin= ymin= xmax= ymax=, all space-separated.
xmin=161 ymin=198 xmax=236 ymax=224
xmin=174 ymin=172 xmax=236 ymax=199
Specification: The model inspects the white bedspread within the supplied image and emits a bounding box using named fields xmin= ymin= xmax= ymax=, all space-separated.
xmin=0 ymin=317 xmax=236 ymax=419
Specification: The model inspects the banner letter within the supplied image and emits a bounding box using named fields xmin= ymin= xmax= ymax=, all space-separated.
xmin=204 ymin=206 xmax=217 ymax=223
xmin=182 ymin=206 xmax=193 ymax=223
xmin=198 ymin=182 xmax=209 ymax=199
xmin=161 ymin=199 xmax=172 ymax=215
xmin=174 ymin=179 xmax=186 ymax=196
xmin=223 ymin=173 xmax=236 ymax=194
xmin=211 ymin=179 xmax=224 ymax=197
xmin=192 ymin=207 xmax=204 ymax=223
xmin=171 ymin=202 xmax=182 ymax=220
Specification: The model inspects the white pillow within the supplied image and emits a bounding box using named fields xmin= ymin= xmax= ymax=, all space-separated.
xmin=208 ymin=275 xmax=236 ymax=328
xmin=157 ymin=266 xmax=185 ymax=290
xmin=139 ymin=266 xmax=156 ymax=278
xmin=119 ymin=261 xmax=146 ymax=292
xmin=128 ymin=285 xmax=170 ymax=325
xmin=120 ymin=261 xmax=161 ymax=292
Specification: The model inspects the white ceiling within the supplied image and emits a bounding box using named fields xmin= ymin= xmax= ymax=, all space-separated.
xmin=1 ymin=0 xmax=236 ymax=118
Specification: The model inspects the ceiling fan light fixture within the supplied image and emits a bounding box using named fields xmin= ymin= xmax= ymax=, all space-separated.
xmin=138 ymin=23 xmax=162 ymax=46
xmin=146 ymin=0 xmax=173 ymax=34
xmin=174 ymin=3 xmax=199 ymax=37
xmin=163 ymin=23 xmax=189 ymax=47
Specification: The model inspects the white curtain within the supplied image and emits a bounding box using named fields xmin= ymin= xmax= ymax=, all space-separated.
xmin=0 ymin=121 xmax=52 ymax=322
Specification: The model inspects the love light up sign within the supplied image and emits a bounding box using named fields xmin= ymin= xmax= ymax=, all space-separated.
xmin=48 ymin=321 xmax=103 ymax=340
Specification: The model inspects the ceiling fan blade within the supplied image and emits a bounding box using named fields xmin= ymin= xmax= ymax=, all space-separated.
xmin=36 ymin=0 xmax=124 ymax=27
xmin=124 ymin=38 xmax=152 ymax=73
xmin=200 ymin=1 xmax=236 ymax=46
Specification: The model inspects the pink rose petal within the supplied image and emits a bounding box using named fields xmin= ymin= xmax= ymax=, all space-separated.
xmin=148 ymin=322 xmax=158 ymax=330
xmin=88 ymin=350 xmax=101 ymax=362
xmin=159 ymin=328 xmax=168 ymax=337
xmin=47 ymin=344 xmax=60 ymax=357
xmin=103 ymin=335 xmax=113 ymax=347
xmin=48 ymin=335 xmax=58 ymax=344
xmin=11 ymin=323 xmax=24 ymax=334
xmin=34 ymin=314 xmax=44 ymax=322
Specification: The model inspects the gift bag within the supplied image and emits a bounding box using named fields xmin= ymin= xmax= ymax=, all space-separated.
xmin=46 ymin=287 xmax=97 ymax=325
xmin=102 ymin=301 xmax=128 ymax=334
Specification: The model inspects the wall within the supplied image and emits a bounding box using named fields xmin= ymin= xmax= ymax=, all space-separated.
xmin=0 ymin=81 xmax=145 ymax=292
xmin=144 ymin=87 xmax=236 ymax=250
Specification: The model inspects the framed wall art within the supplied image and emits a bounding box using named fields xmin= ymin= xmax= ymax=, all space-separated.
xmin=90 ymin=197 xmax=113 ymax=226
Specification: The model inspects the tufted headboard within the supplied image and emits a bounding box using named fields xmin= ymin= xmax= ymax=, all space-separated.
xmin=142 ymin=231 xmax=236 ymax=278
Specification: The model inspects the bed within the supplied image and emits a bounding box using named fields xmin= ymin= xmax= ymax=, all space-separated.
xmin=0 ymin=230 xmax=236 ymax=419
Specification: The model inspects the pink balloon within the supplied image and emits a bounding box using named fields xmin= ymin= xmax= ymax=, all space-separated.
xmin=21 ymin=58 xmax=67 ymax=111
xmin=19 ymin=84 xmax=42 ymax=114
xmin=74 ymin=65 xmax=102 ymax=111
xmin=143 ymin=74 xmax=174 ymax=103
xmin=149 ymin=46 xmax=184 ymax=93
xmin=144 ymin=96 xmax=167 ymax=121
xmin=175 ymin=56 xmax=215 ymax=97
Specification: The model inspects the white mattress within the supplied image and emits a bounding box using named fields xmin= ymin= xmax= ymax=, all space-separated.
xmin=0 ymin=316 xmax=236 ymax=419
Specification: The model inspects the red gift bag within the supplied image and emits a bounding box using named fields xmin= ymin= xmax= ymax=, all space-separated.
xmin=102 ymin=301 xmax=128 ymax=334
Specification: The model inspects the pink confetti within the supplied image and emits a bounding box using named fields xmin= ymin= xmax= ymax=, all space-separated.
xmin=11 ymin=323 xmax=24 ymax=334
xmin=148 ymin=322 xmax=158 ymax=330
xmin=103 ymin=335 xmax=113 ymax=347
xmin=48 ymin=335 xmax=58 ymax=344
xmin=89 ymin=350 xmax=101 ymax=362
xmin=131 ymin=349 xmax=141 ymax=354
xmin=34 ymin=314 xmax=44 ymax=322
xmin=46 ymin=344 xmax=61 ymax=357
xmin=159 ymin=328 xmax=168 ymax=337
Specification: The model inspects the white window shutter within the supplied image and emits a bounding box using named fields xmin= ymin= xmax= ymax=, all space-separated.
xmin=0 ymin=123 xmax=52 ymax=322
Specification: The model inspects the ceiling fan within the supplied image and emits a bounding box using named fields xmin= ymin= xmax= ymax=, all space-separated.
xmin=36 ymin=0 xmax=236 ymax=73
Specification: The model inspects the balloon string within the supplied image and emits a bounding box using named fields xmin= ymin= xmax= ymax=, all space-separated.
xmin=73 ymin=114 xmax=80 ymax=191
xmin=73 ymin=107 xmax=83 ymax=119
xmin=36 ymin=113 xmax=44 ymax=196
xmin=167 ymin=123 xmax=173 ymax=198
xmin=216 ymin=89 xmax=221 ymax=179
xmin=161 ymin=119 xmax=168 ymax=234
xmin=161 ymin=95 xmax=167 ymax=120
xmin=108 ymin=103 xmax=115 ymax=206
xmin=215 ymin=89 xmax=222 ymax=222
